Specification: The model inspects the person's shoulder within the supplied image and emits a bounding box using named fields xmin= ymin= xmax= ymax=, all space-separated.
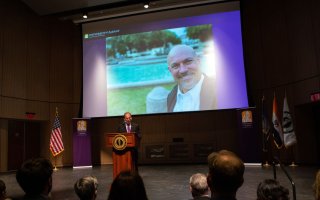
xmin=132 ymin=122 xmax=139 ymax=126
xmin=167 ymin=84 xmax=178 ymax=99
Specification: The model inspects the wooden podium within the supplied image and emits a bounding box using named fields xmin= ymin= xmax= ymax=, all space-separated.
xmin=106 ymin=133 xmax=137 ymax=178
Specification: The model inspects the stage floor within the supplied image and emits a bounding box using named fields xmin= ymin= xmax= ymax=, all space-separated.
xmin=0 ymin=164 xmax=318 ymax=200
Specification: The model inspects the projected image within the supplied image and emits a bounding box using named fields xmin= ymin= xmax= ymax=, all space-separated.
xmin=106 ymin=25 xmax=215 ymax=116
xmin=82 ymin=6 xmax=248 ymax=118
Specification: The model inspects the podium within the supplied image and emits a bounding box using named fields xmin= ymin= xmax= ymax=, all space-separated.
xmin=106 ymin=133 xmax=137 ymax=178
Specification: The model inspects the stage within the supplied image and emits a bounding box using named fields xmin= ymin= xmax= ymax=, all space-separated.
xmin=0 ymin=164 xmax=317 ymax=200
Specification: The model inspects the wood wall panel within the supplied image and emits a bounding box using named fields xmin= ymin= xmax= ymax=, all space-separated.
xmin=310 ymin=0 xmax=320 ymax=75
xmin=93 ymin=110 xmax=239 ymax=164
xmin=292 ymin=78 xmax=319 ymax=105
xmin=72 ymin=27 xmax=82 ymax=104
xmin=139 ymin=115 xmax=166 ymax=143
xmin=26 ymin=100 xmax=50 ymax=120
xmin=283 ymin=1 xmax=318 ymax=81
xmin=2 ymin=14 xmax=28 ymax=98
xmin=27 ymin=16 xmax=50 ymax=101
xmin=294 ymin=103 xmax=319 ymax=164
xmin=1 ymin=97 xmax=26 ymax=119
xmin=0 ymin=120 xmax=8 ymax=172
xmin=257 ymin=0 xmax=291 ymax=88
xmin=164 ymin=113 xmax=190 ymax=134
xmin=242 ymin=0 xmax=320 ymax=164
xmin=39 ymin=120 xmax=50 ymax=158
xmin=213 ymin=109 xmax=237 ymax=130
xmin=73 ymin=104 xmax=81 ymax=118
xmin=0 ymin=0 xmax=82 ymax=169
xmin=49 ymin=21 xmax=74 ymax=103
xmin=240 ymin=0 xmax=264 ymax=91
xmin=0 ymin=11 xmax=3 ymax=97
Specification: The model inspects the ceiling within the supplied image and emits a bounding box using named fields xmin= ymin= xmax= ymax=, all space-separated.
xmin=20 ymin=0 xmax=149 ymax=16
xmin=19 ymin=0 xmax=225 ymax=23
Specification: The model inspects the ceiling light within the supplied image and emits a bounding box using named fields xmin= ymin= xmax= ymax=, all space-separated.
xmin=83 ymin=13 xmax=88 ymax=19
xmin=144 ymin=3 xmax=149 ymax=9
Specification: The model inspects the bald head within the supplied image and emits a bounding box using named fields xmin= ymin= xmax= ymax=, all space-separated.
xmin=167 ymin=44 xmax=197 ymax=64
xmin=207 ymin=150 xmax=244 ymax=197
xmin=167 ymin=44 xmax=202 ymax=93
xmin=189 ymin=173 xmax=209 ymax=198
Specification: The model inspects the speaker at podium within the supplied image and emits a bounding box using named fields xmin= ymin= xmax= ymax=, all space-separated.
xmin=105 ymin=132 xmax=137 ymax=178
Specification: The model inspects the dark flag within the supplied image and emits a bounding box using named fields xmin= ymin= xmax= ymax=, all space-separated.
xmin=261 ymin=96 xmax=271 ymax=152
xmin=272 ymin=94 xmax=284 ymax=149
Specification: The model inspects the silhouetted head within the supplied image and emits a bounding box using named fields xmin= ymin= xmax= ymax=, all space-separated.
xmin=124 ymin=112 xmax=132 ymax=125
xmin=257 ymin=179 xmax=289 ymax=200
xmin=0 ymin=179 xmax=7 ymax=200
xmin=16 ymin=158 xmax=53 ymax=197
xmin=74 ymin=176 xmax=98 ymax=200
xmin=207 ymin=150 xmax=244 ymax=198
xmin=189 ymin=173 xmax=210 ymax=198
xmin=108 ymin=170 xmax=148 ymax=200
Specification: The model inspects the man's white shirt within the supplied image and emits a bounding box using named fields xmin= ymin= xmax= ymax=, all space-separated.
xmin=173 ymin=75 xmax=204 ymax=112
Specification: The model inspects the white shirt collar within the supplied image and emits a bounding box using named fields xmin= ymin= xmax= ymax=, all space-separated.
xmin=174 ymin=74 xmax=204 ymax=112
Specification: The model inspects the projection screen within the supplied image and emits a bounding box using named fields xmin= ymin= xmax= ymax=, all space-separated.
xmin=82 ymin=1 xmax=248 ymax=117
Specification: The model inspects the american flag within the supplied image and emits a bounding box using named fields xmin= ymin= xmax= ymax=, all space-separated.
xmin=50 ymin=112 xmax=64 ymax=156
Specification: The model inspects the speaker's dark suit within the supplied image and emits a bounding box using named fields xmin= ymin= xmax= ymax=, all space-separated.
xmin=117 ymin=122 xmax=141 ymax=139
xmin=117 ymin=121 xmax=141 ymax=171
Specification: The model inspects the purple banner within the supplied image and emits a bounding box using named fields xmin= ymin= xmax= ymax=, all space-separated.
xmin=236 ymin=108 xmax=261 ymax=163
xmin=73 ymin=118 xmax=92 ymax=167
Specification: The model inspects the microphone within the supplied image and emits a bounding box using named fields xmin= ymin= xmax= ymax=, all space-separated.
xmin=273 ymin=157 xmax=296 ymax=200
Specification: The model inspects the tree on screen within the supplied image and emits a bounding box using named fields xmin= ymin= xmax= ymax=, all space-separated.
xmin=186 ymin=24 xmax=212 ymax=42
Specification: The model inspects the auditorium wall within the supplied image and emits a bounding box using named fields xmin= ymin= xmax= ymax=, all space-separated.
xmin=241 ymin=0 xmax=320 ymax=164
xmin=1 ymin=0 xmax=320 ymax=172
xmin=0 ymin=0 xmax=81 ymax=171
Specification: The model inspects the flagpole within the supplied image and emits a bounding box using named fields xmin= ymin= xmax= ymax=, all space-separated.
xmin=282 ymin=91 xmax=298 ymax=167
xmin=53 ymin=156 xmax=58 ymax=171
xmin=262 ymin=95 xmax=270 ymax=167
xmin=50 ymin=107 xmax=64 ymax=171
xmin=263 ymin=161 xmax=270 ymax=167
xmin=54 ymin=108 xmax=58 ymax=171
xmin=289 ymin=145 xmax=298 ymax=167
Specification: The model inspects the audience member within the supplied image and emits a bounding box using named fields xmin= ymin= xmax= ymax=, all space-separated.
xmin=189 ymin=173 xmax=210 ymax=200
xmin=107 ymin=170 xmax=148 ymax=200
xmin=0 ymin=179 xmax=11 ymax=200
xmin=257 ymin=179 xmax=289 ymax=200
xmin=74 ymin=176 xmax=98 ymax=200
xmin=16 ymin=158 xmax=53 ymax=200
xmin=314 ymin=170 xmax=320 ymax=200
xmin=207 ymin=150 xmax=244 ymax=200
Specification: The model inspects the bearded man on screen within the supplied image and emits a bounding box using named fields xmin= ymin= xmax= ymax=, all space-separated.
xmin=167 ymin=44 xmax=217 ymax=112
